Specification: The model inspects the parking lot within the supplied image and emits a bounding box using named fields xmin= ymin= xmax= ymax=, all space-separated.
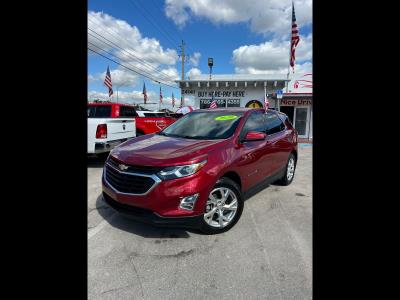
xmin=88 ymin=145 xmax=312 ymax=300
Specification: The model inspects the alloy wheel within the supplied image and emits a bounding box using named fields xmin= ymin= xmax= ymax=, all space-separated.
xmin=204 ymin=187 xmax=238 ymax=228
xmin=287 ymin=157 xmax=295 ymax=181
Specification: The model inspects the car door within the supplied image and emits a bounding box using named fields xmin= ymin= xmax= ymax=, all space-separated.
xmin=264 ymin=113 xmax=292 ymax=175
xmin=236 ymin=112 xmax=272 ymax=188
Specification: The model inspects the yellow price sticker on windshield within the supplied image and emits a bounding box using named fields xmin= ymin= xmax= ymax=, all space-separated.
xmin=215 ymin=115 xmax=238 ymax=121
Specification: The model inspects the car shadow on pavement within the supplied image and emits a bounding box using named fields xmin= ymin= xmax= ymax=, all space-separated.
xmin=87 ymin=154 xmax=108 ymax=168
xmin=95 ymin=194 xmax=195 ymax=238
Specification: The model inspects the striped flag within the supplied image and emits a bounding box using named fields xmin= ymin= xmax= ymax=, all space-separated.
xmin=159 ymin=86 xmax=163 ymax=104
xmin=210 ymin=91 xmax=217 ymax=109
xmin=290 ymin=1 xmax=300 ymax=72
xmin=104 ymin=66 xmax=113 ymax=97
xmin=264 ymin=86 xmax=269 ymax=111
xmin=142 ymin=82 xmax=147 ymax=104
xmin=172 ymin=92 xmax=175 ymax=107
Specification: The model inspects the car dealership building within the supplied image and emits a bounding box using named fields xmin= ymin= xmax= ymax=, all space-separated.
xmin=176 ymin=73 xmax=312 ymax=140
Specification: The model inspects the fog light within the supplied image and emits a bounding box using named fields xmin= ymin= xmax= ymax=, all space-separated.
xmin=179 ymin=194 xmax=199 ymax=210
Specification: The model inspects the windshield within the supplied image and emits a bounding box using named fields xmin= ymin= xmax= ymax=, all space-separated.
xmin=159 ymin=111 xmax=244 ymax=139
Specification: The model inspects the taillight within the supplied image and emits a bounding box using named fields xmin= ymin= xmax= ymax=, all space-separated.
xmin=96 ymin=124 xmax=107 ymax=139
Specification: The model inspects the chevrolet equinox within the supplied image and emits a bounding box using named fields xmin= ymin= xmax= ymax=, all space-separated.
xmin=102 ymin=108 xmax=298 ymax=234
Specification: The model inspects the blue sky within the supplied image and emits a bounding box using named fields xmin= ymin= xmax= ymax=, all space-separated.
xmin=88 ymin=0 xmax=312 ymax=108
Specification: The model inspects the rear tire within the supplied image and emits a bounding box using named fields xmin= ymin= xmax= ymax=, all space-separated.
xmin=199 ymin=177 xmax=243 ymax=234
xmin=277 ymin=153 xmax=296 ymax=186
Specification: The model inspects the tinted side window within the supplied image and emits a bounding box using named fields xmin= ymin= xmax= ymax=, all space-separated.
xmin=87 ymin=106 xmax=112 ymax=118
xmin=265 ymin=113 xmax=285 ymax=135
xmin=119 ymin=106 xmax=138 ymax=117
xmin=241 ymin=112 xmax=266 ymax=139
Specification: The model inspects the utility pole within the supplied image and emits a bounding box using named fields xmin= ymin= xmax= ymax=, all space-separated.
xmin=180 ymin=40 xmax=185 ymax=81
xmin=178 ymin=40 xmax=188 ymax=107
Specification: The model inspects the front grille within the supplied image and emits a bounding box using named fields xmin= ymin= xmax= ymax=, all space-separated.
xmin=105 ymin=164 xmax=157 ymax=194
xmin=108 ymin=156 xmax=163 ymax=174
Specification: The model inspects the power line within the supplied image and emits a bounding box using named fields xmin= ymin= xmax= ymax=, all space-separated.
xmin=88 ymin=18 xmax=177 ymax=81
xmin=146 ymin=0 xmax=197 ymax=55
xmin=88 ymin=29 xmax=177 ymax=83
xmin=88 ymin=17 xmax=179 ymax=82
xmin=126 ymin=0 xmax=178 ymax=50
xmin=134 ymin=0 xmax=181 ymax=46
xmin=88 ymin=41 xmax=177 ymax=87
xmin=88 ymin=45 xmax=179 ymax=89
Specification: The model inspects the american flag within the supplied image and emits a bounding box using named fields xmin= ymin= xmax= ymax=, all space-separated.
xmin=142 ymin=82 xmax=147 ymax=104
xmin=104 ymin=66 xmax=113 ymax=97
xmin=210 ymin=91 xmax=217 ymax=109
xmin=264 ymin=86 xmax=269 ymax=111
xmin=159 ymin=86 xmax=163 ymax=104
xmin=290 ymin=1 xmax=300 ymax=72
xmin=172 ymin=92 xmax=175 ymax=107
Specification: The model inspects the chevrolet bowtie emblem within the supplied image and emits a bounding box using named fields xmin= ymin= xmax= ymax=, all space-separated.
xmin=118 ymin=164 xmax=128 ymax=171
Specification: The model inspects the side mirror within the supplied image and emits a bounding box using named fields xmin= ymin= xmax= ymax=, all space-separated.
xmin=243 ymin=131 xmax=266 ymax=142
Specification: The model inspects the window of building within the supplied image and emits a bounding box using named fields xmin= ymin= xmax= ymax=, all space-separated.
xmin=227 ymin=99 xmax=241 ymax=107
xmin=200 ymin=99 xmax=226 ymax=109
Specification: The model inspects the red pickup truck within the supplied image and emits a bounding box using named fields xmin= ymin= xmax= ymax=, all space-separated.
xmin=88 ymin=102 xmax=179 ymax=136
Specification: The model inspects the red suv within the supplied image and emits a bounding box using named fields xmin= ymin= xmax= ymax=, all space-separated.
xmin=102 ymin=108 xmax=298 ymax=234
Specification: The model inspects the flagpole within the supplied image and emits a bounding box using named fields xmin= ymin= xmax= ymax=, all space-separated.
xmin=286 ymin=2 xmax=293 ymax=94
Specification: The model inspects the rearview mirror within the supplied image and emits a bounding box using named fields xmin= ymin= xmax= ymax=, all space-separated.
xmin=243 ymin=131 xmax=266 ymax=142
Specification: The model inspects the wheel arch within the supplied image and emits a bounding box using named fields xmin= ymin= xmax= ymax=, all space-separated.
xmin=220 ymin=171 xmax=242 ymax=191
xmin=291 ymin=149 xmax=298 ymax=162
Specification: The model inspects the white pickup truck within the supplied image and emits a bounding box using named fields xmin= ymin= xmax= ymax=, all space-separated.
xmin=87 ymin=103 xmax=136 ymax=154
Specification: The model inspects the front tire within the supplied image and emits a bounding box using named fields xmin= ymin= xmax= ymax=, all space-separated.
xmin=199 ymin=177 xmax=243 ymax=234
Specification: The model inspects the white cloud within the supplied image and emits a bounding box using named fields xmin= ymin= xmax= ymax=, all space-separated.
xmin=189 ymin=52 xmax=201 ymax=66
xmin=88 ymin=11 xmax=180 ymax=85
xmin=186 ymin=67 xmax=202 ymax=79
xmin=232 ymin=34 xmax=312 ymax=74
xmin=158 ymin=67 xmax=180 ymax=81
xmin=88 ymin=74 xmax=96 ymax=82
xmin=165 ymin=0 xmax=312 ymax=36
xmin=88 ymin=90 xmax=194 ymax=111
xmin=88 ymin=90 xmax=151 ymax=104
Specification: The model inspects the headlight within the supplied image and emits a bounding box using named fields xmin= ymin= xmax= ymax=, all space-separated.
xmin=157 ymin=160 xmax=207 ymax=180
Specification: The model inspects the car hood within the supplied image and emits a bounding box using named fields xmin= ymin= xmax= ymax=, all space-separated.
xmin=110 ymin=133 xmax=228 ymax=166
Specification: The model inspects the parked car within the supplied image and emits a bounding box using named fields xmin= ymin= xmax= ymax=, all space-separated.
xmin=102 ymin=108 xmax=298 ymax=234
xmin=87 ymin=102 xmax=136 ymax=155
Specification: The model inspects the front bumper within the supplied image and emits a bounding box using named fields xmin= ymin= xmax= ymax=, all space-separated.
xmin=102 ymin=164 xmax=214 ymax=220
xmin=103 ymin=192 xmax=203 ymax=228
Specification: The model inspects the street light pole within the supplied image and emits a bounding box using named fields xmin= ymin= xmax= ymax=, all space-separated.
xmin=208 ymin=58 xmax=213 ymax=80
